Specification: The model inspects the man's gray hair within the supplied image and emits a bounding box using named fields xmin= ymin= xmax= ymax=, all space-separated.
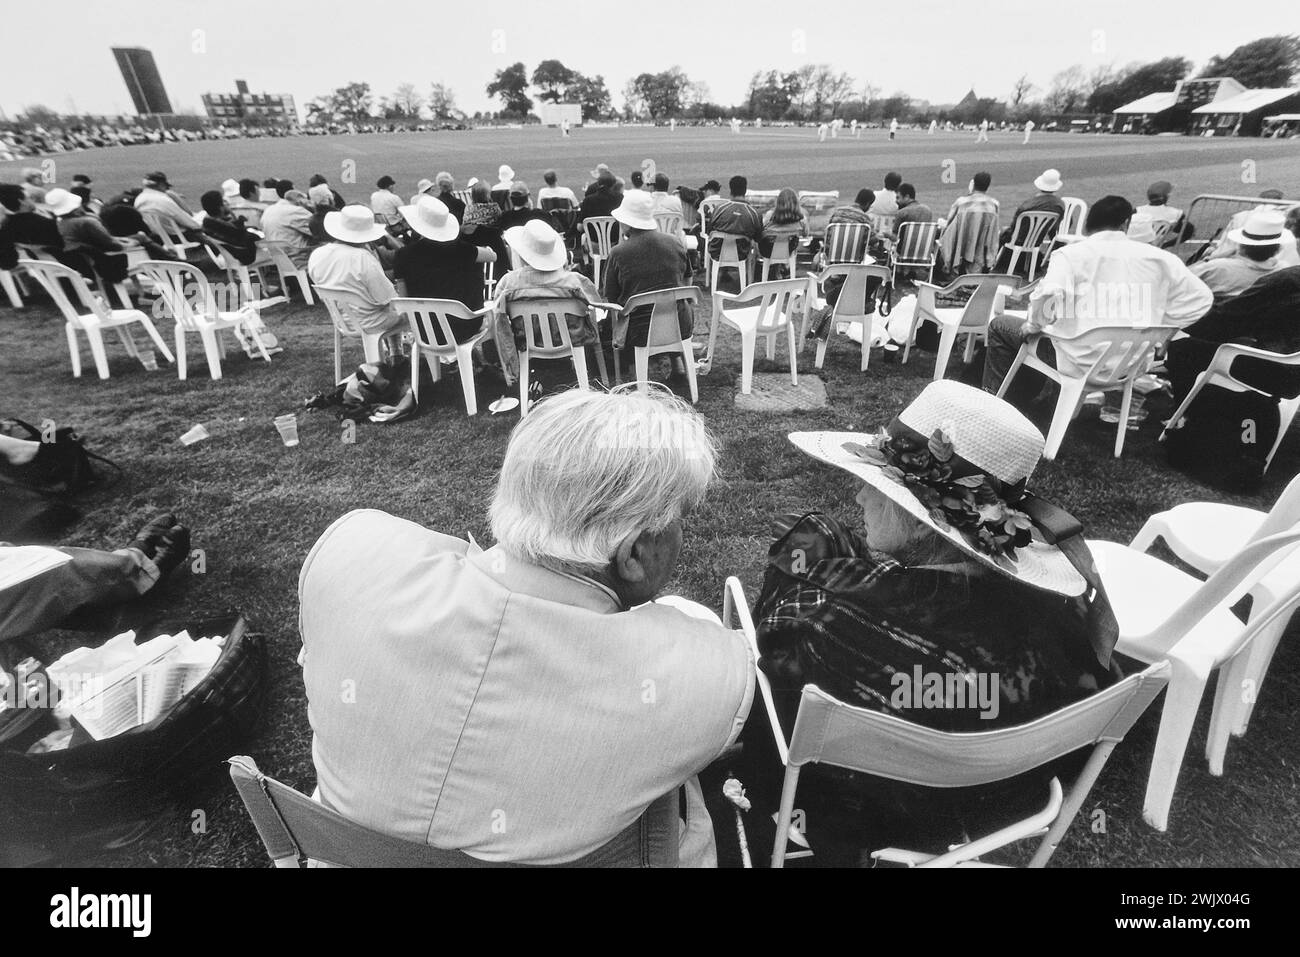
xmin=490 ymin=385 xmax=716 ymax=572
xmin=435 ymin=171 xmax=453 ymax=187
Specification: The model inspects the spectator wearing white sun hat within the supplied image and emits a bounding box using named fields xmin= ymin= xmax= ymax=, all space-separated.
xmin=308 ymin=205 xmax=406 ymax=337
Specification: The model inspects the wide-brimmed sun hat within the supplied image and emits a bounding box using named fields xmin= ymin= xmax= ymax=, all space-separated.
xmin=400 ymin=195 xmax=459 ymax=241
xmin=323 ymin=204 xmax=387 ymax=244
xmin=1033 ymin=168 xmax=1063 ymax=192
xmin=42 ymin=188 xmax=82 ymax=216
xmin=611 ymin=190 xmax=659 ymax=230
xmin=505 ymin=219 xmax=566 ymax=270
xmin=1227 ymin=207 xmax=1286 ymax=247
xmin=789 ymin=380 xmax=1088 ymax=596
xmin=221 ymin=178 xmax=241 ymax=199
xmin=415 ymin=178 xmax=435 ymax=196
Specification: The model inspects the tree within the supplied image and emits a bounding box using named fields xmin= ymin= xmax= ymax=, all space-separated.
xmin=569 ymin=73 xmax=612 ymax=120
xmin=305 ymin=82 xmax=374 ymax=124
xmin=747 ymin=71 xmax=794 ymax=120
xmin=624 ymin=67 xmax=692 ymax=119
xmin=486 ymin=62 xmax=533 ymax=117
xmin=1200 ymin=34 xmax=1300 ymax=88
xmin=1089 ymin=56 xmax=1191 ymax=112
xmin=387 ymin=83 xmax=424 ymax=118
xmin=20 ymin=104 xmax=61 ymax=124
xmin=1010 ymin=74 xmax=1036 ymax=106
xmin=1044 ymin=65 xmax=1088 ymax=113
xmin=428 ymin=83 xmax=458 ymax=119
xmin=532 ymin=59 xmax=579 ymax=103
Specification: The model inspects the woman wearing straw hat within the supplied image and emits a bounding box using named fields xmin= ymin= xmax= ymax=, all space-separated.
xmin=491 ymin=219 xmax=603 ymax=386
xmin=738 ymin=380 xmax=1120 ymax=865
xmin=393 ymin=196 xmax=496 ymax=343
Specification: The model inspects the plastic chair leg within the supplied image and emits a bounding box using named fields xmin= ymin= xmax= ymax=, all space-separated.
xmin=933 ymin=319 xmax=962 ymax=381
xmin=680 ymin=339 xmax=699 ymax=403
xmin=590 ymin=343 xmax=609 ymax=384
xmin=0 ymin=271 xmax=22 ymax=308
xmin=995 ymin=346 xmax=1028 ymax=399
xmin=409 ymin=350 xmax=421 ymax=403
xmin=65 ymin=324 xmax=82 ymax=377
xmin=1230 ymin=618 xmax=1288 ymax=737
xmin=786 ymin=322 xmax=799 ymax=385
xmin=518 ymin=353 xmax=530 ymax=416
xmin=1129 ymin=516 xmax=1167 ymax=555
xmin=455 ymin=347 xmax=478 ymax=415
xmin=1042 ymin=378 xmax=1086 ymax=460
xmin=86 ymin=328 xmax=111 ymax=379
xmin=199 ymin=328 xmax=224 ymax=380
xmin=633 ymin=347 xmax=650 ymax=391
xmin=739 ymin=329 xmax=757 ymax=395
xmin=333 ymin=330 xmax=342 ymax=384
xmin=175 ymin=326 xmax=188 ymax=380
xmin=1265 ymin=398 xmax=1299 ymax=472
xmin=571 ymin=347 xmax=590 ymax=391
xmin=1160 ymin=374 xmax=1207 ymax=441
xmin=138 ymin=316 xmax=175 ymax=363
xmin=1142 ymin=653 xmax=1213 ymax=831
xmin=296 ymin=273 xmax=313 ymax=305
xmin=1114 ymin=381 xmax=1135 ymax=457
xmin=771 ymin=765 xmax=803 ymax=869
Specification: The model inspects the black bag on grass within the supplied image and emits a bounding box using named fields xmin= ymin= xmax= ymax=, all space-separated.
xmin=0 ymin=418 xmax=121 ymax=495
xmin=1165 ymin=385 xmax=1278 ymax=493
xmin=0 ymin=613 xmax=267 ymax=865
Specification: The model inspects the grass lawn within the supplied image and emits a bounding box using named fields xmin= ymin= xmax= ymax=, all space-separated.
xmin=3 ymin=128 xmax=1299 ymax=867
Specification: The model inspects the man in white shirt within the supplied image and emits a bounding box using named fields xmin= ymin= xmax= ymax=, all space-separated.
xmin=298 ymin=387 xmax=752 ymax=866
xmin=1023 ymin=119 xmax=1035 ymax=144
xmin=536 ymin=169 xmax=578 ymax=208
xmin=369 ymin=175 xmax=404 ymax=227
xmin=260 ymin=190 xmax=317 ymax=266
xmin=307 ymin=205 xmax=405 ymax=337
xmin=1130 ymin=180 xmax=1184 ymax=247
xmin=873 ymin=172 xmax=901 ymax=217
xmin=983 ymin=194 xmax=1212 ymax=407
xmin=134 ymin=171 xmax=201 ymax=237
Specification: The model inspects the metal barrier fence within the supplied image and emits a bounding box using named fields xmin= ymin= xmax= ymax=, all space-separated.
xmin=1176 ymin=193 xmax=1299 ymax=262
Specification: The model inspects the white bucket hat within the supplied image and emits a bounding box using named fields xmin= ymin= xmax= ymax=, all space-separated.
xmin=415 ymin=178 xmax=435 ymax=196
xmin=1227 ymin=207 xmax=1286 ymax=247
xmin=308 ymin=184 xmax=334 ymax=207
xmin=221 ymin=178 xmax=241 ymax=199
xmin=401 ymin=196 xmax=459 ymax=241
xmin=323 ymin=204 xmax=387 ymax=244
xmin=43 ymin=188 xmax=82 ymax=216
xmin=505 ymin=219 xmax=566 ymax=270
xmin=497 ymin=164 xmax=515 ymax=184
xmin=789 ymin=380 xmax=1088 ymax=596
xmin=612 ymin=190 xmax=659 ymax=231
xmin=1033 ymin=168 xmax=1063 ymax=192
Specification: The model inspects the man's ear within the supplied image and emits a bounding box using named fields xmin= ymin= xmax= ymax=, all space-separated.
xmin=611 ymin=527 xmax=650 ymax=585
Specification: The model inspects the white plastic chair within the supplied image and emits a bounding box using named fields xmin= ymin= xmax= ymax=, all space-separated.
xmin=1 ymin=268 xmax=25 ymax=308
xmin=506 ymin=296 xmax=611 ymax=416
xmin=758 ymin=235 xmax=799 ymax=281
xmin=727 ymin=575 xmax=1172 ymax=868
xmin=705 ymin=277 xmax=809 ymax=395
xmin=811 ymin=263 xmax=893 ymax=372
xmin=21 ymin=259 xmax=173 ymax=379
xmin=314 ymin=285 xmax=394 ymax=384
xmin=391 ymin=297 xmax=492 ymax=415
xmin=708 ymin=235 xmax=751 ymax=294
xmin=1159 ymin=341 xmax=1300 ymax=474
xmin=131 ymin=260 xmax=276 ymax=381
xmin=652 ymin=211 xmax=696 ymax=252
xmin=1088 ymin=528 xmax=1300 ymax=831
xmin=1057 ymin=197 xmax=1088 ymax=244
xmin=204 ymin=239 xmax=277 ymax=305
xmin=903 ymin=273 xmax=1019 ymax=381
xmin=997 ymin=324 xmax=1180 ymax=459
xmin=617 ymin=286 xmax=701 ymax=403
xmin=482 ymin=261 xmax=498 ymax=303
xmin=140 ymin=211 xmax=202 ymax=259
xmin=582 ymin=216 xmax=619 ymax=290
xmin=257 ymin=240 xmax=315 ymax=305
xmin=1001 ymin=210 xmax=1061 ymax=281
xmin=889 ymin=221 xmax=940 ymax=284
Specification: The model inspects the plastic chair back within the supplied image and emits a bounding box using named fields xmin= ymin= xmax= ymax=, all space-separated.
xmin=392 ymin=297 xmax=481 ymax=351
xmin=583 ymin=216 xmax=619 ymax=257
xmin=728 ymin=277 xmax=810 ymax=334
xmin=1055 ymin=324 xmax=1180 ymax=388
xmin=130 ymin=260 xmax=213 ymax=332
xmin=621 ymin=286 xmax=700 ymax=349
xmin=1007 ymin=209 xmax=1061 ymax=250
xmin=315 ymin=285 xmax=375 ymax=339
xmin=653 ymin=212 xmax=683 ymax=235
xmin=821 ymin=263 xmax=892 ymax=323
xmin=1060 ymin=197 xmax=1088 ymax=237
xmin=893 ymin=221 xmax=940 ymax=265
xmin=17 ymin=259 xmax=107 ymax=329
xmin=506 ymin=296 xmax=587 ymax=358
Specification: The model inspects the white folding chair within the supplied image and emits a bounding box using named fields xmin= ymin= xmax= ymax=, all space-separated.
xmin=140 ymin=211 xmax=202 ymax=259
xmin=131 ymin=260 xmax=276 ymax=381
xmin=708 ymin=235 xmax=751 ymax=294
xmin=811 ymin=263 xmax=893 ymax=371
xmin=1088 ymin=528 xmax=1300 ymax=831
xmin=1057 ymin=197 xmax=1088 ymax=244
xmin=506 ymin=296 xmax=610 ymax=416
xmin=1159 ymin=341 xmax=1300 ymax=474
xmin=314 ymin=285 xmax=394 ymax=384
xmin=582 ymin=216 xmax=619 ymax=291
xmin=725 ymin=571 xmax=1172 ymax=868
xmin=888 ymin=221 xmax=940 ymax=284
xmin=21 ymin=258 xmax=173 ymax=380
xmin=758 ymin=235 xmax=799 ymax=281
xmin=997 ymin=324 xmax=1180 ymax=459
xmin=617 ymin=286 xmax=701 ymax=403
xmin=705 ymin=277 xmax=809 ymax=394
xmin=903 ymin=273 xmax=1019 ymax=381
xmin=390 ymin=297 xmax=492 ymax=415
xmin=821 ymin=222 xmax=871 ymax=265
xmin=257 ymin=240 xmax=315 ymax=305
xmin=452 ymin=188 xmax=473 ymax=209
xmin=1001 ymin=210 xmax=1061 ymax=281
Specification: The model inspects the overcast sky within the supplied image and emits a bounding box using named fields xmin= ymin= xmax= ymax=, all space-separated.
xmin=1 ymin=0 xmax=1294 ymax=120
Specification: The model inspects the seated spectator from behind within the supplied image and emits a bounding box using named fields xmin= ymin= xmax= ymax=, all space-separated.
xmin=649 ymin=173 xmax=692 ymax=250
xmin=259 ymin=177 xmax=281 ymax=203
xmin=308 ymin=205 xmax=407 ymax=339
xmin=498 ymin=182 xmax=552 ymax=232
xmin=983 ymin=195 xmax=1212 ymax=411
xmin=0 ymin=183 xmax=71 ymax=272
xmin=134 ymin=171 xmax=202 ymax=239
xmin=578 ymin=169 xmax=621 ymax=222
xmin=890 ymin=183 xmax=936 ymax=238
xmin=71 ymin=174 xmax=102 ymax=214
xmin=199 ymin=190 xmax=261 ymax=265
xmin=297 ymin=386 xmax=752 ymax=865
xmin=828 ymin=187 xmax=876 ymax=227
xmin=434 ymin=172 xmax=465 ymax=220
xmin=491 ymin=164 xmax=516 ymax=210
xmin=45 ymin=187 xmax=128 ymax=285
xmin=370 ymin=175 xmax=405 ymax=228
xmin=409 ymin=178 xmax=437 ymax=208
xmin=941 ymin=172 xmax=1000 ymax=274
xmin=537 ymin=169 xmax=578 ymax=210
xmin=759 ymin=187 xmax=809 ymax=265
xmin=462 ymin=181 xmax=503 ymax=230
xmin=1130 ymin=180 xmax=1185 ymax=247
xmin=228 ymin=179 xmax=268 ymax=230
xmin=393 ymin=196 xmax=496 ymax=340
xmin=1190 ymin=208 xmax=1286 ymax=302
xmin=308 ymin=173 xmax=346 ymax=209
xmin=584 ymin=162 xmax=613 ymax=196
xmin=944 ymin=171 xmax=999 ymax=223
xmin=696 ymin=179 xmax=724 ymax=227
xmin=20 ymin=167 xmax=47 ymax=206
xmin=704 ymin=175 xmax=763 ymax=262
xmin=98 ymin=187 xmax=174 ymax=260
xmin=1211 ymin=197 xmax=1299 ymax=267
xmin=261 ymin=189 xmax=318 ymax=267
xmin=603 ymin=191 xmax=694 ymax=367
xmin=873 ymin=171 xmax=902 ymax=217
xmin=492 ymin=220 xmax=602 ymax=385
xmin=1000 ymin=168 xmax=1065 ymax=246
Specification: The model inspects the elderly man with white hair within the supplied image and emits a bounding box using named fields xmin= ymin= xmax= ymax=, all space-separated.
xmin=298 ymin=386 xmax=754 ymax=866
